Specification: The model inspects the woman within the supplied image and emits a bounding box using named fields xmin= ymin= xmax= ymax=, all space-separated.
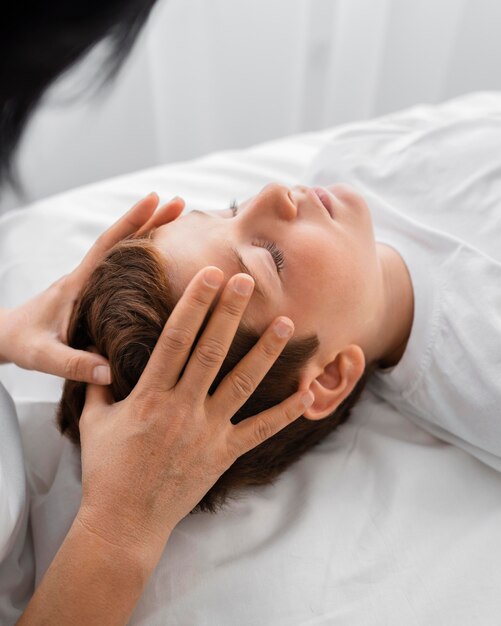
xmin=1 ymin=3 xmax=308 ymax=623
xmin=1 ymin=193 xmax=311 ymax=624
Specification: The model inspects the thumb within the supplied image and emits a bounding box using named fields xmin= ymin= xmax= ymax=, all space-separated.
xmin=46 ymin=343 xmax=111 ymax=384
xmin=80 ymin=381 xmax=115 ymax=436
xmin=84 ymin=381 xmax=114 ymax=412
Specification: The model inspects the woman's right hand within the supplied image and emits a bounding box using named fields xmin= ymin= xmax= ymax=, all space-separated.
xmin=0 ymin=192 xmax=185 ymax=384
xmin=77 ymin=266 xmax=314 ymax=566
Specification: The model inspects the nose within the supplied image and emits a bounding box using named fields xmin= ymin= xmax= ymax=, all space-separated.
xmin=248 ymin=183 xmax=297 ymax=221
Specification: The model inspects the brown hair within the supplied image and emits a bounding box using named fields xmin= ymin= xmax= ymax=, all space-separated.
xmin=57 ymin=236 xmax=376 ymax=514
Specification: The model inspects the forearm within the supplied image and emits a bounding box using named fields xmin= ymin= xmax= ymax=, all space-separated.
xmin=18 ymin=513 xmax=168 ymax=626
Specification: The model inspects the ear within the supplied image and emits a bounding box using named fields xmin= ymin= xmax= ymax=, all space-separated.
xmin=300 ymin=345 xmax=366 ymax=421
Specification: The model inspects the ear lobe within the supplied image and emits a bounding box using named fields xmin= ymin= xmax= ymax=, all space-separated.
xmin=302 ymin=345 xmax=365 ymax=421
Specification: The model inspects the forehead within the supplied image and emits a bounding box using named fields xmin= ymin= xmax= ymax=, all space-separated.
xmin=151 ymin=214 xmax=273 ymax=333
xmin=152 ymin=214 xmax=224 ymax=289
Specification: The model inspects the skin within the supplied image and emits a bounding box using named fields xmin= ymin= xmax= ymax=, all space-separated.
xmin=153 ymin=183 xmax=415 ymax=420
xmin=2 ymin=195 xmax=312 ymax=625
xmin=0 ymin=193 xmax=186 ymax=384
xmin=2 ymin=184 xmax=413 ymax=624
xmin=17 ymin=266 xmax=313 ymax=626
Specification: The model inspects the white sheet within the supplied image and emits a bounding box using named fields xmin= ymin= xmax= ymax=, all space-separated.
xmin=1 ymin=92 xmax=501 ymax=625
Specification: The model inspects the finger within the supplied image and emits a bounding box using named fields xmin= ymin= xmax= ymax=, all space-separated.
xmin=135 ymin=266 xmax=225 ymax=393
xmin=135 ymin=197 xmax=185 ymax=237
xmin=207 ymin=316 xmax=294 ymax=419
xmin=39 ymin=341 xmax=111 ymax=384
xmin=84 ymin=381 xmax=114 ymax=413
xmin=179 ymin=273 xmax=255 ymax=395
xmin=73 ymin=193 xmax=160 ymax=281
xmin=80 ymin=382 xmax=114 ymax=433
xmin=229 ymin=389 xmax=315 ymax=458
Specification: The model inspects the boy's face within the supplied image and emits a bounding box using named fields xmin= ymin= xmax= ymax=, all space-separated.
xmin=152 ymin=183 xmax=381 ymax=369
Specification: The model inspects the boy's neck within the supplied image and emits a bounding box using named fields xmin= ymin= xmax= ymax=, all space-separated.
xmin=367 ymin=243 xmax=415 ymax=369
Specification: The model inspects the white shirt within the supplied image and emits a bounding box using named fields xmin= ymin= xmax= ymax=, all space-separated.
xmin=306 ymin=117 xmax=501 ymax=471
xmin=0 ymin=383 xmax=33 ymax=624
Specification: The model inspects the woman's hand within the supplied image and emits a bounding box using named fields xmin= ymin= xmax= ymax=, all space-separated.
xmin=0 ymin=193 xmax=184 ymax=384
xmin=77 ymin=266 xmax=314 ymax=560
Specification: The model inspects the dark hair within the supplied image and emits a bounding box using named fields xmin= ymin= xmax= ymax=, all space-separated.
xmin=0 ymin=0 xmax=158 ymax=189
xmin=57 ymin=236 xmax=377 ymax=514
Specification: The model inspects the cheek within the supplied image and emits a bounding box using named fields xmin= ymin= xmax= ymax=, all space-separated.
xmin=292 ymin=233 xmax=367 ymax=316
xmin=290 ymin=231 xmax=340 ymax=282
xmin=285 ymin=234 xmax=336 ymax=313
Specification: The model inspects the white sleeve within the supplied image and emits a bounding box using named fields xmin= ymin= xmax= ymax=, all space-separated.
xmin=0 ymin=383 xmax=34 ymax=623
xmin=370 ymin=238 xmax=501 ymax=471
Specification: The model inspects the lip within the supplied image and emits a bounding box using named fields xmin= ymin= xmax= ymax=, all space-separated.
xmin=311 ymin=187 xmax=335 ymax=219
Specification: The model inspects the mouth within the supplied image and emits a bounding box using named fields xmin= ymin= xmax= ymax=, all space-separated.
xmin=311 ymin=187 xmax=335 ymax=219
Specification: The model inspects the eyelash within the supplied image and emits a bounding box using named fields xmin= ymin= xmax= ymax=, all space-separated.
xmin=254 ymin=240 xmax=286 ymax=273
xmin=228 ymin=200 xmax=286 ymax=274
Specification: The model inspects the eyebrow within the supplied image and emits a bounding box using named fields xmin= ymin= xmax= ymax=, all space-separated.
xmin=190 ymin=209 xmax=268 ymax=299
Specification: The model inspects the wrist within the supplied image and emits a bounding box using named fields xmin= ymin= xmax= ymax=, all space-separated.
xmin=18 ymin=507 xmax=169 ymax=625
xmin=75 ymin=505 xmax=171 ymax=575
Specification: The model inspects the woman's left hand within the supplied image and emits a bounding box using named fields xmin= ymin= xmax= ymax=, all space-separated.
xmin=0 ymin=193 xmax=185 ymax=384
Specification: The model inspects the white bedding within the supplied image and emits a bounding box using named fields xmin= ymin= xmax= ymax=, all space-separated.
xmin=1 ymin=92 xmax=501 ymax=625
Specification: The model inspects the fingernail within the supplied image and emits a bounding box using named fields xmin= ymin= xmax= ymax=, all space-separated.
xmin=301 ymin=391 xmax=314 ymax=408
xmin=233 ymin=276 xmax=254 ymax=295
xmin=274 ymin=319 xmax=293 ymax=339
xmin=93 ymin=365 xmax=111 ymax=385
xmin=204 ymin=267 xmax=223 ymax=288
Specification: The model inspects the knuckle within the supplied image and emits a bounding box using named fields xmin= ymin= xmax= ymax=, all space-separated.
xmin=24 ymin=339 xmax=41 ymax=371
xmin=189 ymin=290 xmax=211 ymax=309
xmin=130 ymin=387 xmax=153 ymax=417
xmin=254 ymin=417 xmax=274 ymax=444
xmin=259 ymin=338 xmax=280 ymax=360
xmin=221 ymin=298 xmax=244 ymax=319
xmin=131 ymin=389 xmax=167 ymax=423
xmin=224 ymin=437 xmax=244 ymax=462
xmin=283 ymin=402 xmax=301 ymax=424
xmin=65 ymin=354 xmax=84 ymax=380
xmin=195 ymin=338 xmax=227 ymax=368
xmin=163 ymin=327 xmax=193 ymax=353
xmin=230 ymin=370 xmax=256 ymax=399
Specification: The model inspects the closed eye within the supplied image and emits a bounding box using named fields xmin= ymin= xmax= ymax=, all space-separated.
xmin=253 ymin=240 xmax=285 ymax=273
xmin=229 ymin=199 xmax=285 ymax=275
